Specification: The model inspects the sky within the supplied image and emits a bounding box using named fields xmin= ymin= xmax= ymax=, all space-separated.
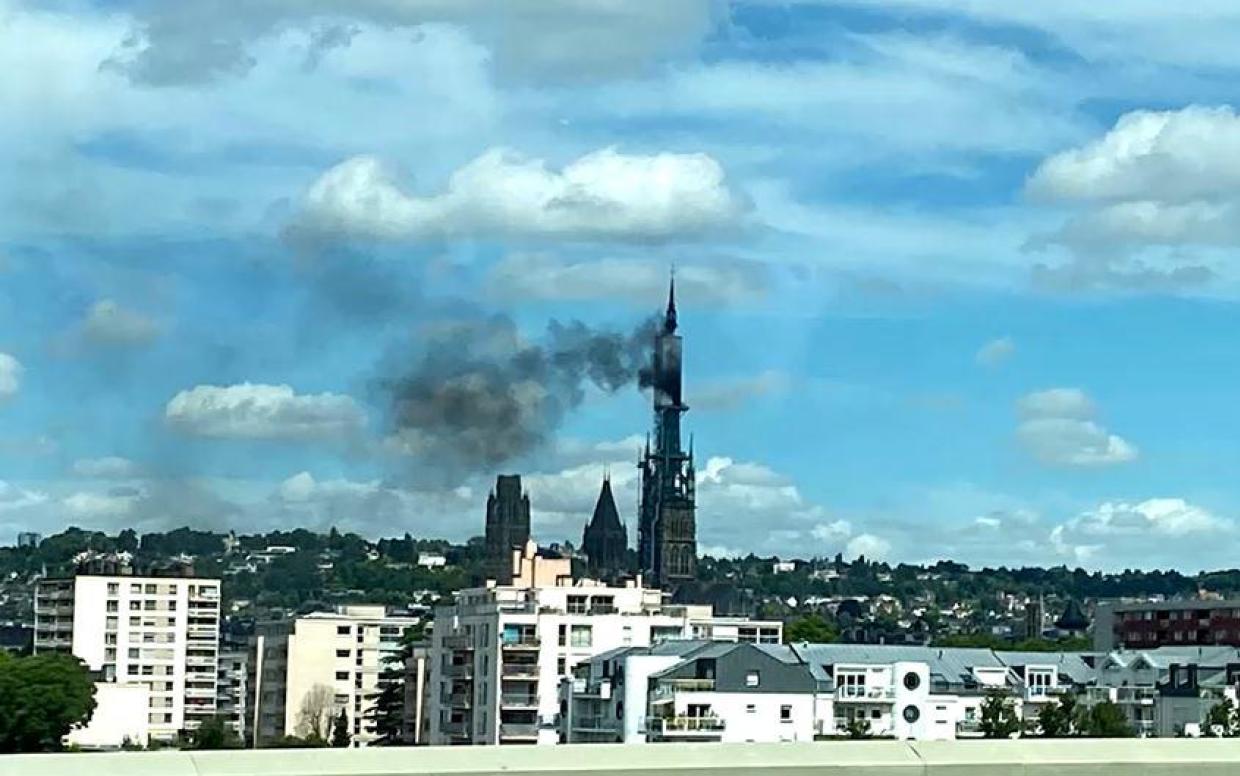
xmin=6 ymin=1 xmax=1240 ymax=572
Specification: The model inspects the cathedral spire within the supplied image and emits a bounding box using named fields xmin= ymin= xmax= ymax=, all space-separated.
xmin=664 ymin=270 xmax=678 ymax=334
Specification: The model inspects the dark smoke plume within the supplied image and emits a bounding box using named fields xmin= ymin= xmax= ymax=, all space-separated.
xmin=382 ymin=314 xmax=659 ymax=479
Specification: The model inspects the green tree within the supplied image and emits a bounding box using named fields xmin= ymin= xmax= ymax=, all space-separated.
xmin=330 ymin=708 xmax=351 ymax=748
xmin=1079 ymin=701 xmax=1134 ymax=738
xmin=366 ymin=627 xmax=420 ymax=746
xmin=843 ymin=716 xmax=872 ymax=739
xmin=185 ymin=715 xmax=242 ymax=750
xmin=784 ymin=614 xmax=838 ymax=644
xmin=1037 ymin=692 xmax=1080 ymax=737
xmin=0 ymin=652 xmax=97 ymax=753
xmin=979 ymin=689 xmax=1022 ymax=739
xmin=1205 ymin=698 xmax=1240 ymax=737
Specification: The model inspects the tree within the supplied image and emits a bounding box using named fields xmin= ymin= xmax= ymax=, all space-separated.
xmin=1205 ymin=698 xmax=1240 ymax=737
xmin=843 ymin=716 xmax=872 ymax=739
xmin=979 ymin=689 xmax=1022 ymax=739
xmin=331 ymin=708 xmax=351 ymax=748
xmin=784 ymin=613 xmax=838 ymax=644
xmin=1037 ymin=692 xmax=1080 ymax=737
xmin=294 ymin=684 xmax=334 ymax=742
xmin=1079 ymin=701 xmax=1134 ymax=738
xmin=185 ymin=715 xmax=242 ymax=750
xmin=366 ymin=627 xmax=420 ymax=746
xmin=0 ymin=652 xmax=97 ymax=753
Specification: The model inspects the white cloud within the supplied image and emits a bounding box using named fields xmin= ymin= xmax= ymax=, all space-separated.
xmin=165 ymin=383 xmax=365 ymax=440
xmin=64 ymin=487 xmax=145 ymax=518
xmin=1026 ymin=107 xmax=1240 ymax=289
xmin=812 ymin=520 xmax=853 ymax=542
xmin=72 ymin=456 xmax=141 ymax=479
xmin=80 ymin=299 xmax=160 ymax=347
xmin=0 ymin=481 xmax=49 ymax=513
xmin=1015 ymin=388 xmax=1137 ymax=467
xmin=1017 ymin=388 xmax=1094 ymax=420
xmin=1071 ymin=498 xmax=1230 ymax=537
xmin=975 ymin=336 xmax=1015 ymax=366
xmin=104 ymin=1 xmax=715 ymax=86
xmin=0 ymin=353 xmax=21 ymax=399
xmin=846 ymin=533 xmax=892 ymax=561
xmin=485 ymin=253 xmax=769 ymax=305
xmin=293 ymin=147 xmax=745 ymax=242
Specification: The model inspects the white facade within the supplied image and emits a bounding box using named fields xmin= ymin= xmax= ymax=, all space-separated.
xmin=65 ymin=682 xmax=150 ymax=749
xmin=34 ymin=574 xmax=221 ymax=741
xmin=428 ymin=581 xmax=782 ymax=746
xmin=249 ymin=605 xmax=420 ymax=747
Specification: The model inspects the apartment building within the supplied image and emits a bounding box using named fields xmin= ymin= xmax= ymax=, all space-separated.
xmin=564 ymin=643 xmax=1103 ymax=744
xmin=33 ymin=572 xmax=221 ymax=741
xmin=217 ymin=619 xmax=252 ymax=739
xmin=1095 ymin=600 xmax=1240 ymax=650
xmin=248 ymin=604 xmax=420 ymax=747
xmin=1088 ymin=646 xmax=1240 ymax=737
xmin=426 ymin=548 xmax=782 ymax=746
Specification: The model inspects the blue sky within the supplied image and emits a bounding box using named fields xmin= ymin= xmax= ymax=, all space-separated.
xmin=5 ymin=0 xmax=1240 ymax=571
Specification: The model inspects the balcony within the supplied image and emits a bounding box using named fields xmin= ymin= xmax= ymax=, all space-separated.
xmin=1025 ymin=686 xmax=1067 ymax=701
xmin=443 ymin=635 xmax=475 ymax=650
xmin=448 ymin=693 xmax=473 ymax=709
xmin=501 ymin=693 xmax=539 ymax=710
xmin=441 ymin=721 xmax=469 ymax=738
xmin=499 ymin=723 xmax=539 ymax=741
xmin=502 ymin=663 xmax=540 ymax=680
xmin=502 ymin=636 xmax=541 ymax=651
xmin=649 ymin=716 xmax=726 ymax=739
xmin=652 ymin=678 xmax=715 ymax=702
xmin=836 ymin=686 xmax=896 ymax=702
xmin=444 ymin=664 xmax=475 ymax=679
xmin=572 ymin=715 xmax=617 ymax=733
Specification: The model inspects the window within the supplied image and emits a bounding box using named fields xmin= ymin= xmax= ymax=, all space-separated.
xmin=780 ymin=705 xmax=792 ymax=722
xmin=337 ymin=625 xmax=351 ymax=635
xmin=903 ymin=672 xmax=921 ymax=691
xmin=557 ymin=657 xmax=566 ymax=675
xmin=145 ymin=584 xmax=157 ymax=595
xmin=144 ymin=600 xmax=157 ymax=610
xmin=129 ymin=600 xmax=141 ymax=611
xmin=871 ymin=709 xmax=881 ymax=720
xmin=746 ymin=671 xmax=760 ymax=688
xmin=902 ymin=705 xmax=920 ymax=724
xmin=168 ymin=600 xmax=177 ymax=610
xmin=570 ymin=625 xmax=592 ymax=648
xmin=336 ymin=671 xmax=350 ymax=680
xmin=130 ymin=584 xmax=141 ymax=594
xmin=336 ymin=649 xmax=350 ymax=658
xmin=746 ymin=704 xmax=756 ymax=714
xmin=106 ymin=600 xmax=118 ymax=612
xmin=106 ymin=617 xmax=118 ymax=630
xmin=558 ymin=624 xmax=567 ymax=647
xmin=128 ymin=647 xmax=140 ymax=659
xmin=622 ymin=625 xmax=633 ymax=646
xmin=107 ymin=583 xmax=119 ymax=595
xmin=129 ymin=616 xmax=141 ymax=626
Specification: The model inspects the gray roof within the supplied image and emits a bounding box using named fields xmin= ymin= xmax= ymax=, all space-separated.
xmin=790 ymin=644 xmax=1007 ymax=687
xmin=994 ymin=651 xmax=1096 ymax=684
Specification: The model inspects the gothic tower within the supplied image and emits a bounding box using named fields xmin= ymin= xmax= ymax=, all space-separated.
xmin=637 ymin=276 xmax=697 ymax=589
xmin=484 ymin=474 xmax=530 ymax=584
xmin=581 ymin=474 xmax=628 ymax=580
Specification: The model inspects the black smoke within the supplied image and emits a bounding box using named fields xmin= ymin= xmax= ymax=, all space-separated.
xmin=381 ymin=314 xmax=659 ymax=480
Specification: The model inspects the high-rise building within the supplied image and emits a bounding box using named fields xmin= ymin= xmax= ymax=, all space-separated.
xmin=580 ymin=475 xmax=628 ymax=581
xmin=248 ymin=605 xmax=420 ymax=747
xmin=1023 ymin=595 xmax=1045 ymax=639
xmin=425 ymin=550 xmax=781 ymax=746
xmin=637 ymin=278 xmax=697 ymax=589
xmin=33 ymin=572 xmax=221 ymax=742
xmin=485 ymin=474 xmax=531 ymax=584
xmin=17 ymin=531 xmax=41 ymax=549
xmin=217 ymin=618 xmax=253 ymax=740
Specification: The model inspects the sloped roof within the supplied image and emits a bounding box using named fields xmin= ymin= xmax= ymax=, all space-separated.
xmin=587 ymin=478 xmax=623 ymax=532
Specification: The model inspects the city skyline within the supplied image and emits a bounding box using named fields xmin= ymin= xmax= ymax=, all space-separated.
xmin=8 ymin=2 xmax=1240 ymax=572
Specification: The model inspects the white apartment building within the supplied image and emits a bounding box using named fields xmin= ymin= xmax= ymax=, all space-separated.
xmin=426 ymin=554 xmax=782 ymax=746
xmin=33 ymin=573 xmax=222 ymax=742
xmin=249 ymin=604 xmax=420 ymax=747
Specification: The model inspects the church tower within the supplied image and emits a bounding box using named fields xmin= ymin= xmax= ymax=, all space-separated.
xmin=637 ymin=276 xmax=697 ymax=589
xmin=484 ymin=474 xmax=530 ymax=584
xmin=581 ymin=474 xmax=628 ymax=580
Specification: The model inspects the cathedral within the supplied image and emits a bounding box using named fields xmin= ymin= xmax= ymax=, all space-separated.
xmin=636 ymin=278 xmax=698 ymax=588
xmin=579 ymin=473 xmax=628 ymax=580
